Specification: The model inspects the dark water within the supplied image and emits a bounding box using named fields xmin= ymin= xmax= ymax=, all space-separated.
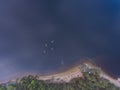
xmin=0 ymin=0 xmax=120 ymax=81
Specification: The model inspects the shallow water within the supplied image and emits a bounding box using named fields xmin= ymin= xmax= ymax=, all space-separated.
xmin=0 ymin=0 xmax=120 ymax=81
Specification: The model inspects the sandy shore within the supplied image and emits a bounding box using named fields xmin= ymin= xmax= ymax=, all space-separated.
xmin=38 ymin=66 xmax=83 ymax=83
xmin=0 ymin=62 xmax=120 ymax=88
xmin=83 ymin=62 xmax=120 ymax=88
xmin=101 ymin=73 xmax=120 ymax=88
xmin=39 ymin=62 xmax=120 ymax=88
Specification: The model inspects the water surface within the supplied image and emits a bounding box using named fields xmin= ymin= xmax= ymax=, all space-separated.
xmin=0 ymin=0 xmax=120 ymax=81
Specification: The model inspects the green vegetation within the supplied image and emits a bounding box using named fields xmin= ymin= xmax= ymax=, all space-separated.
xmin=0 ymin=64 xmax=120 ymax=90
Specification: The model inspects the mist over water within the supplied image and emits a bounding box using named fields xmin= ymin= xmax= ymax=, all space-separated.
xmin=0 ymin=0 xmax=120 ymax=81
